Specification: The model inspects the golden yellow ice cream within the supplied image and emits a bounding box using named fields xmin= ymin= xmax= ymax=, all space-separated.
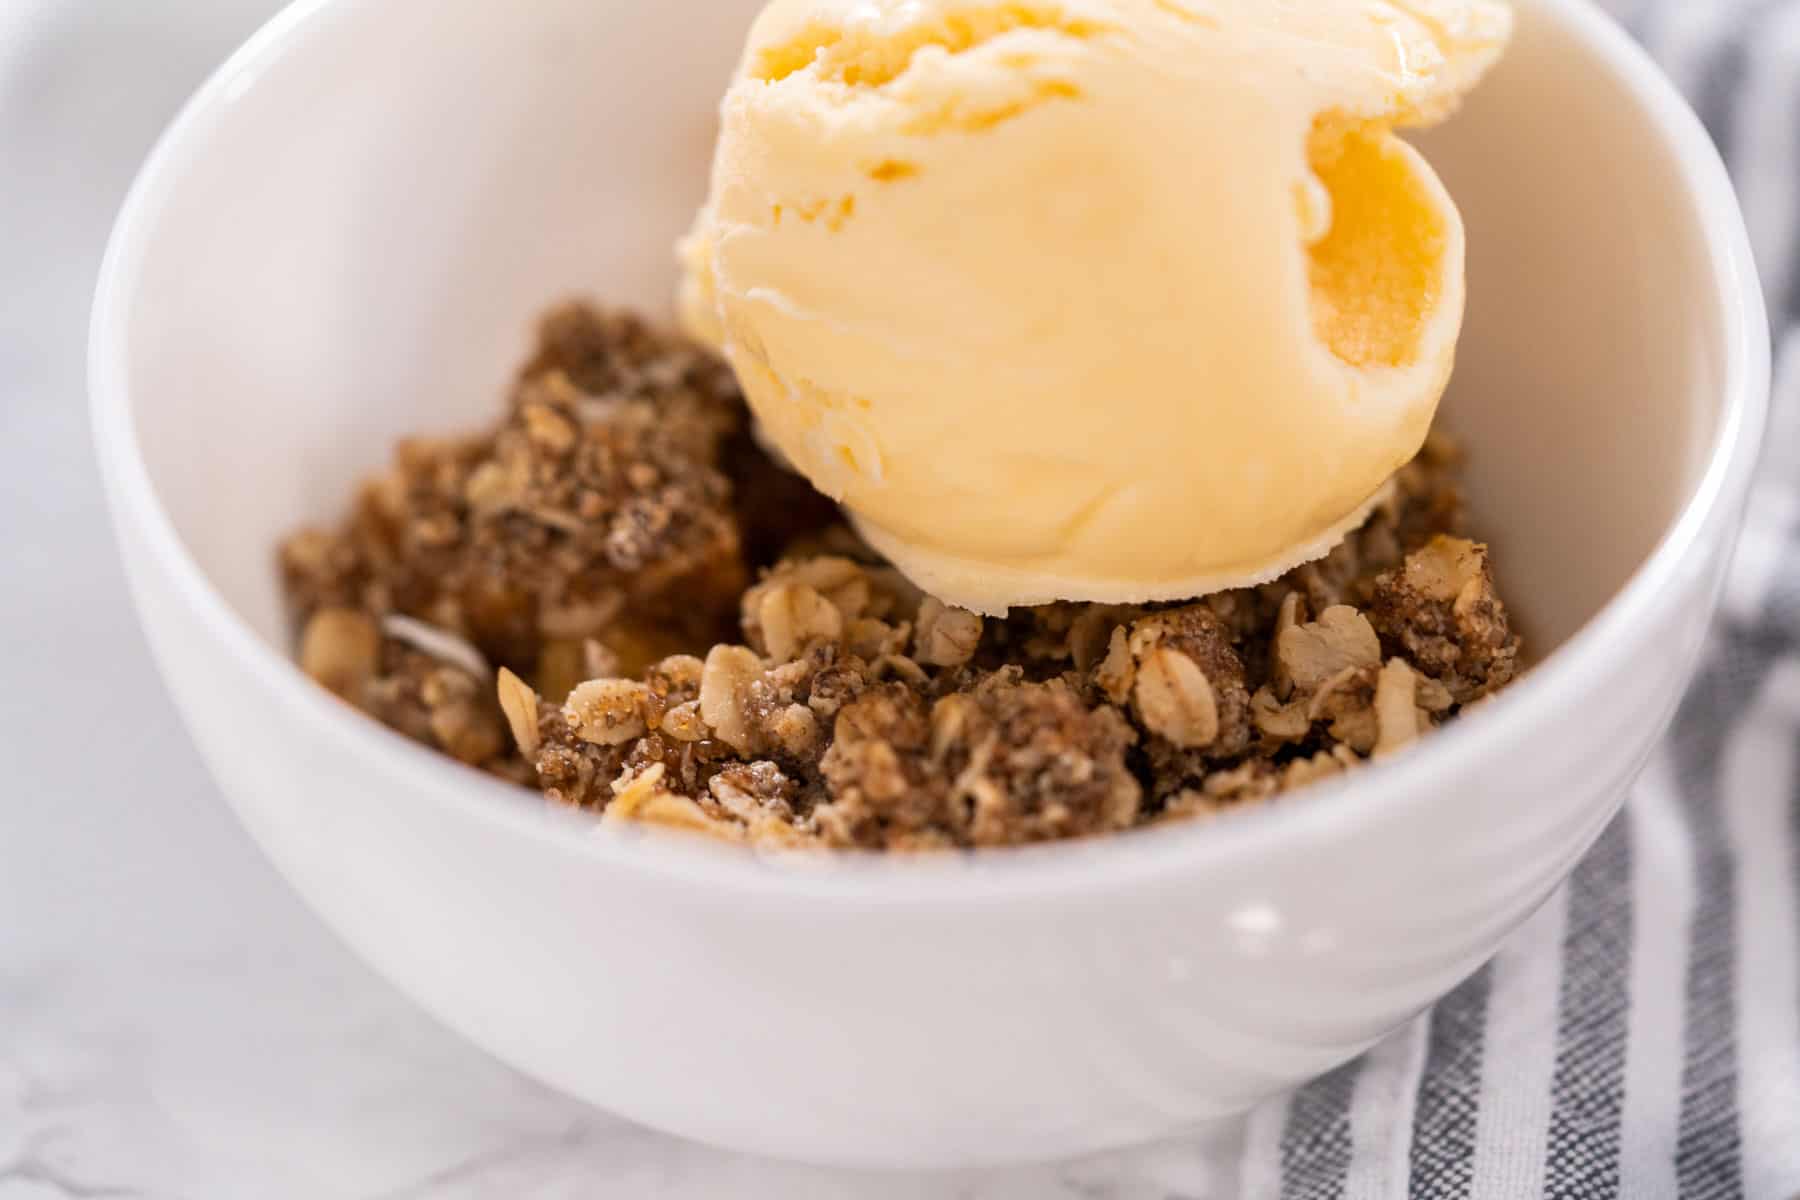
xmin=680 ymin=0 xmax=1512 ymax=613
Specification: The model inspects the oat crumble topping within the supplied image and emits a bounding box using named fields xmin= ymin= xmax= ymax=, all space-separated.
xmin=280 ymin=303 xmax=1521 ymax=850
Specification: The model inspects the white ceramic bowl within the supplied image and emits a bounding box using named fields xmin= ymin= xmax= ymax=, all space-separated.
xmin=92 ymin=0 xmax=1767 ymax=1169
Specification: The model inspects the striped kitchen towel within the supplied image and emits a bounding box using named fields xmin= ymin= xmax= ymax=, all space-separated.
xmin=1235 ymin=3 xmax=1800 ymax=1197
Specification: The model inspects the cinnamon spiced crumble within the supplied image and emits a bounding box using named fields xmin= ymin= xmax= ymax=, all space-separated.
xmin=280 ymin=302 xmax=1520 ymax=850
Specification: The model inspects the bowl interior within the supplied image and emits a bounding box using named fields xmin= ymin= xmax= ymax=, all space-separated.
xmin=114 ymin=0 xmax=1726 ymax=691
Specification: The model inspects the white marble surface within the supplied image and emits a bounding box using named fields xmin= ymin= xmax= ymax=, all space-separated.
xmin=0 ymin=4 xmax=1246 ymax=1194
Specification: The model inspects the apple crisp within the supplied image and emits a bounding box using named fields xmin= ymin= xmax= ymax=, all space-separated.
xmin=280 ymin=302 xmax=1519 ymax=849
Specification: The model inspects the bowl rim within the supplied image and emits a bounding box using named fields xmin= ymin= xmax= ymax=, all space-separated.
xmin=90 ymin=0 xmax=1770 ymax=905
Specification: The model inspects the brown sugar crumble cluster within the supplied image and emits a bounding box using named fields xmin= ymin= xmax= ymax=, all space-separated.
xmin=281 ymin=302 xmax=1521 ymax=850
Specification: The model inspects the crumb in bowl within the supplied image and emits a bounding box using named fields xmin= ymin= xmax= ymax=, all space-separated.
xmin=279 ymin=303 xmax=1520 ymax=850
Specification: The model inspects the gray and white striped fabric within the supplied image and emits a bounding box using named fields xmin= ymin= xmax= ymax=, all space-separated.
xmin=1234 ymin=3 xmax=1800 ymax=1196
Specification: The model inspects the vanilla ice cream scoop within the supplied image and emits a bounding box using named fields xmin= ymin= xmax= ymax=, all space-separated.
xmin=680 ymin=0 xmax=1512 ymax=613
